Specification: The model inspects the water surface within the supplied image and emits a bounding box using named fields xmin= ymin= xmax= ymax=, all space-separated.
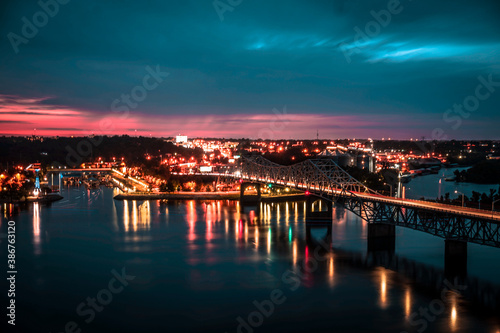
xmin=1 ymin=183 xmax=500 ymax=333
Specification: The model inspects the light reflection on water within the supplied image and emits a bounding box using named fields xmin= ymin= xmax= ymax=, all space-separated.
xmin=405 ymin=287 xmax=412 ymax=320
xmin=33 ymin=202 xmax=41 ymax=255
xmin=328 ymin=255 xmax=335 ymax=288
xmin=378 ymin=267 xmax=389 ymax=309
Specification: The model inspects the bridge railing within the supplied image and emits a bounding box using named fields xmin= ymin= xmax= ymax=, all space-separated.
xmin=373 ymin=195 xmax=500 ymax=220
xmin=347 ymin=191 xmax=500 ymax=221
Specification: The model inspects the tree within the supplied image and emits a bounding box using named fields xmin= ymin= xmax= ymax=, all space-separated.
xmin=471 ymin=191 xmax=481 ymax=203
xmin=165 ymin=179 xmax=176 ymax=193
xmin=159 ymin=183 xmax=168 ymax=193
xmin=0 ymin=183 xmax=22 ymax=202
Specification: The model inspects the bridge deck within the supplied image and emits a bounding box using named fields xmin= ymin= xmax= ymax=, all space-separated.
xmin=354 ymin=192 xmax=500 ymax=222
xmin=240 ymin=175 xmax=500 ymax=222
xmin=48 ymin=168 xmax=112 ymax=172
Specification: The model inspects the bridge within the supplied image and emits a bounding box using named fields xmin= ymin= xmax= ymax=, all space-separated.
xmin=237 ymin=155 xmax=500 ymax=276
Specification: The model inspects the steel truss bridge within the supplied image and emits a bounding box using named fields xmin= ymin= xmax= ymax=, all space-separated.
xmin=239 ymin=155 xmax=500 ymax=248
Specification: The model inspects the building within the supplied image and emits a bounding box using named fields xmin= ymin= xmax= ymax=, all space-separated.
xmin=176 ymin=135 xmax=188 ymax=144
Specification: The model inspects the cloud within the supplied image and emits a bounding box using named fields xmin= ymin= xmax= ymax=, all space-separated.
xmin=365 ymin=41 xmax=500 ymax=64
xmin=0 ymin=94 xmax=426 ymax=138
xmin=0 ymin=0 xmax=499 ymax=139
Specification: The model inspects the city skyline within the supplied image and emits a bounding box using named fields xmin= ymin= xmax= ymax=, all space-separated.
xmin=1 ymin=0 xmax=500 ymax=139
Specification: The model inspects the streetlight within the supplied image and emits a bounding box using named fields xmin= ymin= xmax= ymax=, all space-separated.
xmin=493 ymin=199 xmax=500 ymax=217
xmin=455 ymin=190 xmax=465 ymax=207
xmin=384 ymin=183 xmax=393 ymax=197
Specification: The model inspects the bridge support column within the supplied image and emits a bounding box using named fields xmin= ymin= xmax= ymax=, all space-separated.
xmin=306 ymin=196 xmax=333 ymax=226
xmin=367 ymin=223 xmax=395 ymax=253
xmin=305 ymin=197 xmax=332 ymax=243
xmin=444 ymin=239 xmax=467 ymax=277
xmin=305 ymin=196 xmax=333 ymax=225
xmin=240 ymin=182 xmax=261 ymax=212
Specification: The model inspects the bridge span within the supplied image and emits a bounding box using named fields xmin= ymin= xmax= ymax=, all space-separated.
xmin=47 ymin=168 xmax=112 ymax=173
xmin=235 ymin=155 xmax=500 ymax=276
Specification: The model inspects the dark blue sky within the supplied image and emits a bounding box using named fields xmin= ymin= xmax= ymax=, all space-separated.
xmin=1 ymin=0 xmax=499 ymax=139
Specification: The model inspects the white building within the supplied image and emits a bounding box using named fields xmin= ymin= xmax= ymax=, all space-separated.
xmin=176 ymin=135 xmax=188 ymax=144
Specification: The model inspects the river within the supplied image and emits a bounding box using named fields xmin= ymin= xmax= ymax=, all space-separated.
xmin=404 ymin=167 xmax=499 ymax=201
xmin=1 ymin=174 xmax=499 ymax=333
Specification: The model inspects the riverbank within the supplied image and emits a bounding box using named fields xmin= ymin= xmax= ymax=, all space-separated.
xmin=404 ymin=167 xmax=499 ymax=200
xmin=113 ymin=192 xmax=307 ymax=202
xmin=27 ymin=194 xmax=64 ymax=203
xmin=0 ymin=194 xmax=64 ymax=204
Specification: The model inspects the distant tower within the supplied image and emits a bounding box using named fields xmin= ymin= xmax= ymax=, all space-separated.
xmin=34 ymin=169 xmax=41 ymax=196
xmin=316 ymin=129 xmax=319 ymax=141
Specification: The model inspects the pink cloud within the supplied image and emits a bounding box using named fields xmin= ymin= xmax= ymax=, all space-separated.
xmin=0 ymin=95 xmax=427 ymax=139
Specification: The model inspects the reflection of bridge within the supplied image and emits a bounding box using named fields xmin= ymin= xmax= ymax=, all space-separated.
xmin=236 ymin=156 xmax=500 ymax=276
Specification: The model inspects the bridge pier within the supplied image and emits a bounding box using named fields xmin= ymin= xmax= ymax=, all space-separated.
xmin=239 ymin=182 xmax=261 ymax=212
xmin=444 ymin=239 xmax=467 ymax=277
xmin=305 ymin=196 xmax=333 ymax=225
xmin=367 ymin=223 xmax=395 ymax=253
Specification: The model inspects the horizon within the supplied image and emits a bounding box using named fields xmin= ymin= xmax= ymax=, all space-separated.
xmin=3 ymin=134 xmax=500 ymax=143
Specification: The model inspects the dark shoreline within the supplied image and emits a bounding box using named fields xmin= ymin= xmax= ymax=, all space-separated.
xmin=0 ymin=194 xmax=64 ymax=204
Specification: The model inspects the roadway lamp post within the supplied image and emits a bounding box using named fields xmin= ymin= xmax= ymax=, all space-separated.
xmin=455 ymin=190 xmax=465 ymax=207
xmin=384 ymin=183 xmax=393 ymax=197
xmin=493 ymin=199 xmax=500 ymax=217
